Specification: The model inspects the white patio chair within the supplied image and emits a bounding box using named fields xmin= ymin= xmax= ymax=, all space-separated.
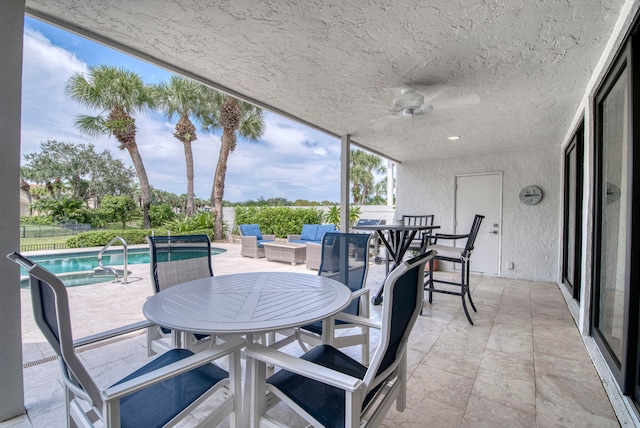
xmin=8 ymin=251 xmax=243 ymax=428
xmin=245 ymin=250 xmax=436 ymax=428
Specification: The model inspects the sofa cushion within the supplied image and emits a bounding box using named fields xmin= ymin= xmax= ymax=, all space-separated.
xmin=300 ymin=224 xmax=319 ymax=241
xmin=240 ymin=224 xmax=262 ymax=240
xmin=288 ymin=239 xmax=307 ymax=244
xmin=315 ymin=224 xmax=337 ymax=242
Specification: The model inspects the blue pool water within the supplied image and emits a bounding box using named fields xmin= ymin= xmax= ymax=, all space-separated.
xmin=20 ymin=247 xmax=226 ymax=287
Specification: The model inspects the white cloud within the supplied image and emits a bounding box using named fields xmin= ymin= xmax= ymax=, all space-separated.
xmin=21 ymin=25 xmax=342 ymax=202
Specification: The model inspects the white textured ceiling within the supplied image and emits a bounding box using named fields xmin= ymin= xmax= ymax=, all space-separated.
xmin=26 ymin=0 xmax=625 ymax=163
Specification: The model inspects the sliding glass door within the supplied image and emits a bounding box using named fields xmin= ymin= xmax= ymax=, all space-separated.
xmin=592 ymin=24 xmax=640 ymax=399
xmin=562 ymin=123 xmax=583 ymax=301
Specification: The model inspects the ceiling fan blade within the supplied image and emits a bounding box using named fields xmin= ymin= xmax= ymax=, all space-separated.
xmin=430 ymin=93 xmax=481 ymax=109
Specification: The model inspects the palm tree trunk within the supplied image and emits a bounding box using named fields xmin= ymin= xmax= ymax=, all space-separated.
xmin=184 ymin=140 xmax=195 ymax=216
xmin=211 ymin=128 xmax=233 ymax=241
xmin=126 ymin=145 xmax=152 ymax=228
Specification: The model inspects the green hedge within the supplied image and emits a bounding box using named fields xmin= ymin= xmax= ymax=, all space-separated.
xmin=66 ymin=228 xmax=214 ymax=248
xmin=233 ymin=206 xmax=324 ymax=238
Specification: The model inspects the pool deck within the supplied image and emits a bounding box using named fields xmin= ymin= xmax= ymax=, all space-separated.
xmin=7 ymin=242 xmax=622 ymax=427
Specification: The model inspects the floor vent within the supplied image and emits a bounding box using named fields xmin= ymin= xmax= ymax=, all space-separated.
xmin=23 ymin=331 xmax=145 ymax=368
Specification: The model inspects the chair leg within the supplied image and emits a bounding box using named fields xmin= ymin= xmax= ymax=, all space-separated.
xmin=459 ymin=259 xmax=475 ymax=325
xmin=465 ymin=260 xmax=477 ymax=313
xmin=427 ymin=259 xmax=434 ymax=304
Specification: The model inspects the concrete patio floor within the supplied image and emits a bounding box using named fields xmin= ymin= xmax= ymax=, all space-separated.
xmin=1 ymin=242 xmax=620 ymax=427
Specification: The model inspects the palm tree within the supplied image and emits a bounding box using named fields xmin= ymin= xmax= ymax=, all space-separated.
xmin=350 ymin=149 xmax=387 ymax=205
xmin=201 ymin=92 xmax=265 ymax=240
xmin=153 ymin=76 xmax=208 ymax=215
xmin=65 ymin=65 xmax=155 ymax=228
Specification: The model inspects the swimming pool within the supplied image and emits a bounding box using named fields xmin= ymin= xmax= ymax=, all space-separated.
xmin=20 ymin=247 xmax=226 ymax=287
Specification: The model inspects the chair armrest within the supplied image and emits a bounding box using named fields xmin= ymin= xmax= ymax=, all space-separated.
xmin=74 ymin=320 xmax=155 ymax=348
xmin=245 ymin=343 xmax=362 ymax=392
xmin=351 ymin=288 xmax=370 ymax=300
xmin=262 ymin=234 xmax=276 ymax=240
xmin=241 ymin=235 xmax=258 ymax=246
xmin=333 ymin=312 xmax=381 ymax=329
xmin=102 ymin=336 xmax=246 ymax=401
xmin=287 ymin=234 xmax=301 ymax=241
xmin=433 ymin=233 xmax=470 ymax=241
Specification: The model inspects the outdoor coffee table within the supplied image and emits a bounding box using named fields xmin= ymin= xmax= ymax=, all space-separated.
xmin=262 ymin=241 xmax=306 ymax=265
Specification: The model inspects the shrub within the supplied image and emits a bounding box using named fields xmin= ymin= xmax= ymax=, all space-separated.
xmin=20 ymin=215 xmax=55 ymax=225
xmin=234 ymin=206 xmax=323 ymax=238
xmin=66 ymin=228 xmax=214 ymax=248
xmin=149 ymin=204 xmax=175 ymax=228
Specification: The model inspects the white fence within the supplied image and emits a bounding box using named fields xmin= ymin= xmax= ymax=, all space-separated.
xmin=223 ymin=205 xmax=396 ymax=233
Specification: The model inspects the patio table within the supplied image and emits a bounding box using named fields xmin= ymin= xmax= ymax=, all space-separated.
xmin=352 ymin=223 xmax=439 ymax=304
xmin=143 ymin=271 xmax=352 ymax=426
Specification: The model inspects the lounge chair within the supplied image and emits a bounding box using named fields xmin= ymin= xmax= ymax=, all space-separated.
xmin=239 ymin=224 xmax=275 ymax=258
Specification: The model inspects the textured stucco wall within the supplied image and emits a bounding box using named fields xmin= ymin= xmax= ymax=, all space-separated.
xmin=397 ymin=145 xmax=561 ymax=283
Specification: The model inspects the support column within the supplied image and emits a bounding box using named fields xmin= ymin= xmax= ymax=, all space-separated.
xmin=340 ymin=135 xmax=351 ymax=231
xmin=0 ymin=0 xmax=26 ymax=420
xmin=387 ymin=160 xmax=394 ymax=206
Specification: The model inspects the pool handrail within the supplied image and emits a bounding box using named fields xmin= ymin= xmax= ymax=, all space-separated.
xmin=97 ymin=236 xmax=128 ymax=284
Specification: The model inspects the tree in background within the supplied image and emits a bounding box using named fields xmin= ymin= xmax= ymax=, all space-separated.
xmin=153 ymin=76 xmax=209 ymax=216
xmin=200 ymin=92 xmax=265 ymax=240
xmin=65 ymin=65 xmax=155 ymax=228
xmin=350 ymin=149 xmax=387 ymax=205
xmin=100 ymin=195 xmax=139 ymax=229
xmin=21 ymin=140 xmax=136 ymax=204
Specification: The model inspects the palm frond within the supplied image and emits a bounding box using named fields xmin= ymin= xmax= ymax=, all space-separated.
xmin=74 ymin=115 xmax=107 ymax=138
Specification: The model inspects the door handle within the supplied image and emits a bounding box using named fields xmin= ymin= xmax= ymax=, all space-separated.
xmin=489 ymin=230 xmax=498 ymax=234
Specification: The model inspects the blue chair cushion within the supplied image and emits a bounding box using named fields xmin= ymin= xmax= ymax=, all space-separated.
xmin=113 ymin=348 xmax=228 ymax=428
xmin=240 ymin=224 xmax=262 ymax=240
xmin=300 ymin=224 xmax=319 ymax=241
xmin=257 ymin=239 xmax=275 ymax=248
xmin=315 ymin=224 xmax=337 ymax=242
xmin=267 ymin=345 xmax=381 ymax=428
xmin=287 ymin=239 xmax=307 ymax=244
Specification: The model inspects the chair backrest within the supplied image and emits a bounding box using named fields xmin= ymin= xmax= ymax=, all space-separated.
xmin=318 ymin=232 xmax=372 ymax=316
xmin=7 ymin=252 xmax=103 ymax=409
xmin=402 ymin=214 xmax=434 ymax=227
xmin=147 ymin=234 xmax=213 ymax=293
xmin=363 ymin=250 xmax=436 ymax=390
xmin=238 ymin=224 xmax=263 ymax=238
xmin=462 ymin=215 xmax=485 ymax=257
xmin=403 ymin=215 xmax=435 ymax=250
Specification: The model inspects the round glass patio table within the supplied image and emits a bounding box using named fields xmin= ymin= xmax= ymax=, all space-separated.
xmin=142 ymin=271 xmax=352 ymax=336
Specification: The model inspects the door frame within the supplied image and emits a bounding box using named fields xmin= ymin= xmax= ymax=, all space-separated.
xmin=453 ymin=171 xmax=502 ymax=276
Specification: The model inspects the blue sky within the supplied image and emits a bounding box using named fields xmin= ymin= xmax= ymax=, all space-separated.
xmin=21 ymin=17 xmax=344 ymax=203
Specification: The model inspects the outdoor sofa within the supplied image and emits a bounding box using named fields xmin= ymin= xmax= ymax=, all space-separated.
xmin=288 ymin=224 xmax=337 ymax=270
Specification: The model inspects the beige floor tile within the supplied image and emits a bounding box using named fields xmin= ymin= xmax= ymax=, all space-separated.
xmin=479 ymin=349 xmax=534 ymax=381
xmin=472 ymin=365 xmax=536 ymax=414
xmin=535 ymin=373 xmax=616 ymax=418
xmin=536 ymin=396 xmax=619 ymax=428
xmin=410 ymin=363 xmax=476 ymax=410
xmin=382 ymin=393 xmax=465 ymax=428
xmin=461 ymin=393 xmax=536 ymax=428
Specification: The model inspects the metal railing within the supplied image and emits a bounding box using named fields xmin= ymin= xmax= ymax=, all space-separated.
xmin=97 ymin=236 xmax=128 ymax=284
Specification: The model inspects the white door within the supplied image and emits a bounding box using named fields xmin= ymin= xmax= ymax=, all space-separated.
xmin=455 ymin=173 xmax=501 ymax=275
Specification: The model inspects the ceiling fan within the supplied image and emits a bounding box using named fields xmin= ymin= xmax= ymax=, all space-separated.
xmin=388 ymin=87 xmax=480 ymax=118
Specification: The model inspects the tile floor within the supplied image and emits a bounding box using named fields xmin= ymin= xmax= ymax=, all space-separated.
xmin=1 ymin=242 xmax=621 ymax=427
